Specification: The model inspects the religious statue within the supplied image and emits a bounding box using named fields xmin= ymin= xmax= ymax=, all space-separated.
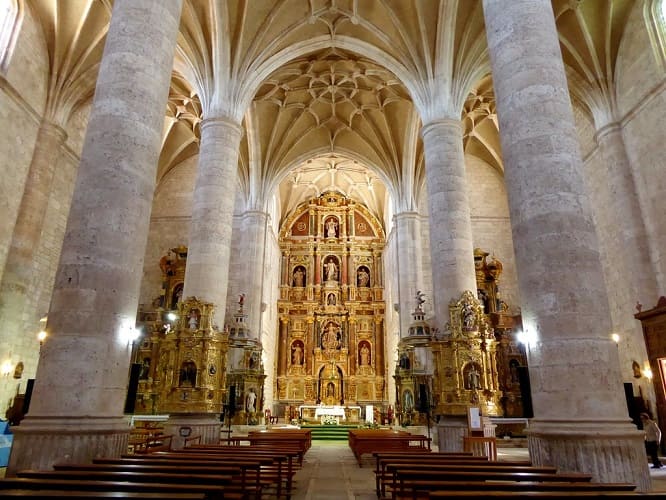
xmin=415 ymin=290 xmax=426 ymax=311
xmin=467 ymin=366 xmax=481 ymax=390
xmin=325 ymin=259 xmax=337 ymax=281
xmin=246 ymin=388 xmax=257 ymax=413
xmin=326 ymin=382 xmax=335 ymax=397
xmin=462 ymin=301 xmax=475 ymax=329
xmin=403 ymin=390 xmax=414 ymax=411
xmin=292 ymin=343 xmax=303 ymax=365
xmin=327 ymin=294 xmax=336 ymax=305
xmin=239 ymin=293 xmax=245 ymax=308
xmin=188 ymin=310 xmax=198 ymax=329
xmin=326 ymin=218 xmax=338 ymax=238
xmin=293 ymin=268 xmax=305 ymax=287
xmin=360 ymin=344 xmax=370 ymax=365
xmin=357 ymin=268 xmax=370 ymax=287
xmin=322 ymin=322 xmax=340 ymax=350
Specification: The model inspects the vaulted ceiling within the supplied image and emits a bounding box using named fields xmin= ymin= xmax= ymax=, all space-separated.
xmin=27 ymin=0 xmax=640 ymax=228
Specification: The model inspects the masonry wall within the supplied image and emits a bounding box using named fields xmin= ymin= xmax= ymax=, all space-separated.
xmin=139 ymin=155 xmax=197 ymax=307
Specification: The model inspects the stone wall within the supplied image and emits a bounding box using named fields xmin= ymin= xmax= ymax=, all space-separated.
xmin=139 ymin=155 xmax=197 ymax=307
xmin=466 ymin=155 xmax=519 ymax=311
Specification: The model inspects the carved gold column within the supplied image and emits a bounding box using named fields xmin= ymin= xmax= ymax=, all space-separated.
xmin=341 ymin=248 xmax=348 ymax=285
xmin=348 ymin=318 xmax=357 ymax=376
xmin=314 ymin=252 xmax=321 ymax=285
xmin=278 ymin=317 xmax=289 ymax=376
xmin=374 ymin=317 xmax=384 ymax=377
xmin=305 ymin=317 xmax=314 ymax=373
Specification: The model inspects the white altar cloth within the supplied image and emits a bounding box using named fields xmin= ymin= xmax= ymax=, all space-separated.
xmin=314 ymin=406 xmax=346 ymax=418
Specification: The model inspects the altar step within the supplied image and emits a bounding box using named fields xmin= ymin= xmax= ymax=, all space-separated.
xmin=301 ymin=424 xmax=359 ymax=441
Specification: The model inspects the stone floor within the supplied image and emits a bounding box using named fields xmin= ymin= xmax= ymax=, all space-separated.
xmin=291 ymin=443 xmax=666 ymax=499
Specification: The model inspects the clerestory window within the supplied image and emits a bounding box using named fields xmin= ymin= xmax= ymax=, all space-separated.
xmin=0 ymin=0 xmax=21 ymax=74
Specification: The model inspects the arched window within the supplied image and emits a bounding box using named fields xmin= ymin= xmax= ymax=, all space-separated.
xmin=0 ymin=0 xmax=21 ymax=74
xmin=645 ymin=0 xmax=666 ymax=71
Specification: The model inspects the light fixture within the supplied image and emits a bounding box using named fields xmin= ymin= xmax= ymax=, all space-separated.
xmin=516 ymin=328 xmax=536 ymax=348
xmin=120 ymin=321 xmax=141 ymax=345
xmin=1 ymin=360 xmax=13 ymax=377
xmin=644 ymin=365 xmax=653 ymax=380
xmin=611 ymin=333 xmax=620 ymax=343
xmin=37 ymin=330 xmax=47 ymax=344
xmin=167 ymin=312 xmax=177 ymax=321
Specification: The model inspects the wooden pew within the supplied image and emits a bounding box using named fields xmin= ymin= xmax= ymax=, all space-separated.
xmin=387 ymin=468 xmax=593 ymax=500
xmin=175 ymin=445 xmax=301 ymax=498
xmin=348 ymin=430 xmax=431 ymax=466
xmin=245 ymin=429 xmax=312 ymax=465
xmin=373 ymin=452 xmax=488 ymax=496
xmin=115 ymin=453 xmax=270 ymax=498
xmin=427 ymin=490 xmax=660 ymax=499
xmin=0 ymin=490 xmax=206 ymax=499
xmin=0 ymin=478 xmax=223 ymax=499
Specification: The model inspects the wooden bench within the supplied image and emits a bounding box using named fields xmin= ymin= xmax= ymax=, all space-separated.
xmin=348 ymin=430 xmax=431 ymax=466
xmin=116 ymin=453 xmax=270 ymax=498
xmin=376 ymin=458 xmax=537 ymax=498
xmin=0 ymin=478 xmax=223 ymax=499
xmin=0 ymin=490 xmax=206 ymax=499
xmin=131 ymin=434 xmax=173 ymax=454
xmin=427 ymin=490 xmax=661 ymax=499
xmin=386 ymin=467 xmax=594 ymax=500
xmin=176 ymin=445 xmax=302 ymax=498
xmin=245 ymin=429 xmax=312 ymax=465
xmin=373 ymin=452 xmax=487 ymax=496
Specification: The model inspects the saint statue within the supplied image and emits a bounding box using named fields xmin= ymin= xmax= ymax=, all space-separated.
xmin=292 ymin=344 xmax=303 ymax=365
xmin=357 ymin=268 xmax=369 ymax=287
xmin=326 ymin=218 xmax=338 ymax=238
xmin=246 ymin=388 xmax=257 ymax=413
xmin=325 ymin=259 xmax=337 ymax=281
xmin=322 ymin=323 xmax=340 ymax=350
xmin=415 ymin=290 xmax=426 ymax=311
xmin=360 ymin=345 xmax=370 ymax=365
xmin=293 ymin=268 xmax=305 ymax=287
xmin=467 ymin=366 xmax=481 ymax=390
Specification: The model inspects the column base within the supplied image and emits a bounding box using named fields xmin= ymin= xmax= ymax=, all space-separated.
xmin=527 ymin=419 xmax=650 ymax=492
xmin=164 ymin=413 xmax=221 ymax=449
xmin=436 ymin=416 xmax=468 ymax=452
xmin=7 ymin=416 xmax=129 ymax=475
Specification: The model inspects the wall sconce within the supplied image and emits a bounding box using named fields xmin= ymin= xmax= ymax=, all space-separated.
xmin=611 ymin=333 xmax=620 ymax=343
xmin=37 ymin=330 xmax=47 ymax=345
xmin=166 ymin=312 xmax=177 ymax=321
xmin=516 ymin=328 xmax=536 ymax=348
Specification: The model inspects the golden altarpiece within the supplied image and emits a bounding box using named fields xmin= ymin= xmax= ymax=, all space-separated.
xmin=276 ymin=191 xmax=386 ymax=421
xmin=393 ymin=249 xmax=526 ymax=426
xmin=132 ymin=247 xmax=265 ymax=425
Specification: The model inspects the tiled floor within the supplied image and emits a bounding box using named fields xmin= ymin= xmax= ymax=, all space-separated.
xmin=291 ymin=443 xmax=666 ymax=499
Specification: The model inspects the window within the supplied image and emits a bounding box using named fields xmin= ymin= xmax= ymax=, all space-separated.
xmin=0 ymin=0 xmax=21 ymax=74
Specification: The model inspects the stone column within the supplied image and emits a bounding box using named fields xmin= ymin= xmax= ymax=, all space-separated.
xmin=593 ymin=124 xmax=657 ymax=365
xmin=394 ymin=212 xmax=423 ymax=336
xmin=0 ymin=120 xmax=66 ymax=405
xmin=238 ymin=210 xmax=269 ymax=338
xmin=8 ymin=0 xmax=182 ymax=474
xmin=182 ymin=116 xmax=243 ymax=327
xmin=483 ymin=0 xmax=648 ymax=490
xmin=421 ymin=119 xmax=477 ymax=327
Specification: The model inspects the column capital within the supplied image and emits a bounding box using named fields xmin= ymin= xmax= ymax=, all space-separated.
xmin=200 ymin=115 xmax=242 ymax=134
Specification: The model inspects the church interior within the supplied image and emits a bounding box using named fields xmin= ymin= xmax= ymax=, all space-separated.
xmin=0 ymin=0 xmax=665 ymax=494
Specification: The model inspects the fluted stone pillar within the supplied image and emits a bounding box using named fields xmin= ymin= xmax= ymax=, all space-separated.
xmin=394 ymin=212 xmax=424 ymax=336
xmin=421 ymin=119 xmax=477 ymax=327
xmin=238 ymin=210 xmax=269 ymax=338
xmin=8 ymin=0 xmax=182 ymax=474
xmin=483 ymin=0 xmax=648 ymax=490
xmin=182 ymin=117 xmax=243 ymax=327
xmin=0 ymin=120 xmax=66 ymax=405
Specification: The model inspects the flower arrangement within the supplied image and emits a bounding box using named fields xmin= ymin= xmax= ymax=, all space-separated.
xmin=322 ymin=415 xmax=338 ymax=425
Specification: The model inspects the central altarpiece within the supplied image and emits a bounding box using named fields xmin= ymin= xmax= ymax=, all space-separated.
xmin=276 ymin=192 xmax=386 ymax=420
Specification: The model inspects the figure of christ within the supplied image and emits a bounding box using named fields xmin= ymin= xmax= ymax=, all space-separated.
xmin=325 ymin=259 xmax=337 ymax=281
